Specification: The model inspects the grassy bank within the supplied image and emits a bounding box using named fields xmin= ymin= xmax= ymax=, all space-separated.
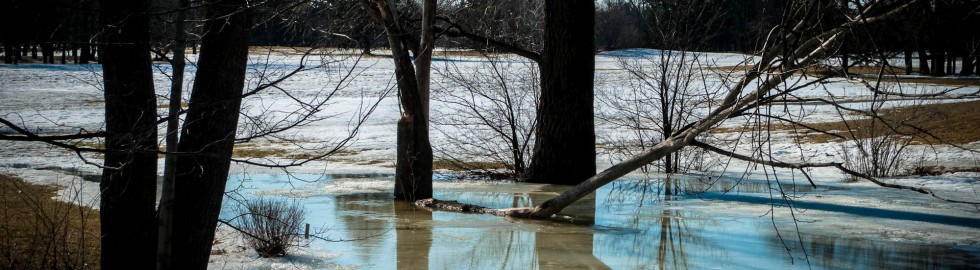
xmin=0 ymin=174 xmax=100 ymax=269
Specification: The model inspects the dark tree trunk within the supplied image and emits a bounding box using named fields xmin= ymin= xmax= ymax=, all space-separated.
xmin=171 ymin=0 xmax=251 ymax=268
xmin=961 ymin=56 xmax=975 ymax=75
xmin=14 ymin=44 xmax=22 ymax=63
xmin=157 ymin=1 xmax=188 ymax=268
xmin=947 ymin=53 xmax=954 ymax=74
xmin=840 ymin=50 xmax=849 ymax=74
xmin=525 ymin=0 xmax=596 ymax=185
xmin=931 ymin=50 xmax=946 ymax=76
xmin=360 ymin=0 xmax=435 ymax=201
xmin=80 ymin=43 xmax=91 ymax=64
xmin=918 ymin=49 xmax=929 ymax=74
xmin=903 ymin=49 xmax=912 ymax=75
xmin=391 ymin=0 xmax=435 ymax=201
xmin=3 ymin=43 xmax=11 ymax=64
xmin=41 ymin=43 xmax=54 ymax=63
xmin=97 ymin=0 xmax=159 ymax=268
xmin=60 ymin=43 xmax=66 ymax=64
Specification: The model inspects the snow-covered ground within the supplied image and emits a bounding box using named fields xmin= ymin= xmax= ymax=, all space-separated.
xmin=1 ymin=48 xmax=979 ymax=268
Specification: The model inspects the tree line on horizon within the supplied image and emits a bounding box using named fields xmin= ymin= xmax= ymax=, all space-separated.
xmin=2 ymin=0 xmax=977 ymax=75
xmin=1 ymin=0 xmax=979 ymax=269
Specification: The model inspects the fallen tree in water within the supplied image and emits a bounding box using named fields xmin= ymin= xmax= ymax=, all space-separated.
xmin=415 ymin=0 xmax=978 ymax=219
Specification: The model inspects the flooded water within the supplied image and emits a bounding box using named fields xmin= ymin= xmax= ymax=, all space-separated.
xmin=220 ymin=174 xmax=980 ymax=269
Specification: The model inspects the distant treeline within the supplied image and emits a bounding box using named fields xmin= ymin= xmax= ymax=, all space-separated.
xmin=2 ymin=0 xmax=977 ymax=75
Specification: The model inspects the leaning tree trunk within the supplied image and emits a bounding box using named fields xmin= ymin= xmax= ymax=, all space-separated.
xmin=525 ymin=0 xmax=596 ymax=185
xmin=418 ymin=0 xmax=922 ymax=218
xmin=157 ymin=0 xmax=188 ymax=268
xmin=171 ymin=0 xmax=251 ymax=268
xmin=98 ymin=0 xmax=159 ymax=268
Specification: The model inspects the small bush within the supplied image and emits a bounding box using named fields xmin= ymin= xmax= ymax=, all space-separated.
xmin=235 ymin=197 xmax=305 ymax=257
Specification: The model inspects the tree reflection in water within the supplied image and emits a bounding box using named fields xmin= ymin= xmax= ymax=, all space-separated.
xmin=243 ymin=174 xmax=978 ymax=269
xmin=595 ymin=178 xmax=719 ymax=269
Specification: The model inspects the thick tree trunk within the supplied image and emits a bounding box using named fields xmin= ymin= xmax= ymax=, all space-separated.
xmin=80 ymin=43 xmax=91 ymax=64
xmin=390 ymin=0 xmax=435 ymax=201
xmin=41 ymin=43 xmax=54 ymax=63
xmin=171 ymin=0 xmax=251 ymax=268
xmin=961 ymin=56 xmax=975 ymax=75
xmin=917 ymin=49 xmax=929 ymax=74
xmin=362 ymin=0 xmax=436 ymax=201
xmin=931 ymin=50 xmax=946 ymax=76
xmin=97 ymin=0 xmax=159 ymax=268
xmin=13 ymin=44 xmax=21 ymax=64
xmin=525 ymin=0 xmax=596 ymax=185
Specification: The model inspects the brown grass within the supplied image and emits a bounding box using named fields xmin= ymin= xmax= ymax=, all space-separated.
xmin=157 ymin=102 xmax=189 ymax=109
xmin=233 ymin=146 xmax=287 ymax=158
xmin=432 ymin=160 xmax=509 ymax=171
xmin=715 ymin=100 xmax=980 ymax=144
xmin=711 ymin=64 xmax=979 ymax=87
xmin=0 ymin=174 xmax=100 ymax=269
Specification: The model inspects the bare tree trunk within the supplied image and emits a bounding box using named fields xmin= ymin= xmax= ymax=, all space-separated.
xmin=80 ymin=43 xmax=91 ymax=64
xmin=918 ymin=49 xmax=929 ymax=74
xmin=361 ymin=0 xmax=435 ymax=201
xmin=961 ymin=56 xmax=975 ymax=75
xmin=904 ymin=49 xmax=913 ymax=75
xmin=98 ymin=0 xmax=159 ymax=268
xmin=157 ymin=0 xmax=187 ymax=268
xmin=931 ymin=50 xmax=946 ymax=76
xmin=60 ymin=43 xmax=66 ymax=64
xmin=4 ymin=43 xmax=13 ymax=64
xmin=171 ymin=0 xmax=251 ymax=268
xmin=525 ymin=0 xmax=596 ymax=185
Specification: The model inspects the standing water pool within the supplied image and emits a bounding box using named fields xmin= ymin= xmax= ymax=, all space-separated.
xmin=216 ymin=173 xmax=980 ymax=269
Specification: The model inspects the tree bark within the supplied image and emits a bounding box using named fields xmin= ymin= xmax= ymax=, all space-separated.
xmin=80 ymin=43 xmax=91 ymax=64
xmin=360 ymin=0 xmax=435 ymax=201
xmin=917 ymin=49 xmax=929 ymax=74
xmin=171 ymin=0 xmax=251 ymax=268
xmin=98 ymin=0 xmax=159 ymax=268
xmin=525 ymin=0 xmax=596 ymax=185
xmin=157 ymin=0 xmax=188 ymax=268
xmin=931 ymin=50 xmax=946 ymax=76
xmin=961 ymin=56 xmax=975 ymax=75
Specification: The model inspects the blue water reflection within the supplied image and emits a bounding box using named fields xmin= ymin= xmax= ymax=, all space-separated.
xmin=220 ymin=174 xmax=980 ymax=269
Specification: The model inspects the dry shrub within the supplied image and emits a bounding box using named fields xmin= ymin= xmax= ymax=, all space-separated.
xmin=235 ymin=197 xmax=305 ymax=257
